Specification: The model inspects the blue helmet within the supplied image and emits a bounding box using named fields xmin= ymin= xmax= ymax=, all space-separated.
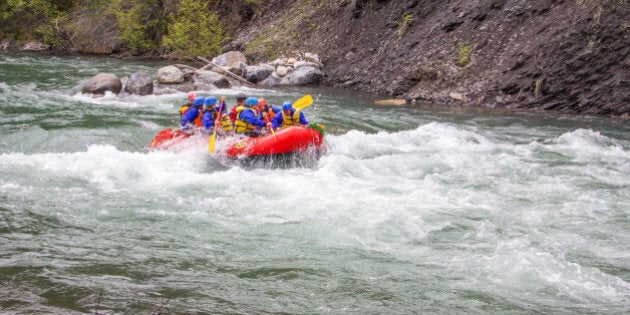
xmin=282 ymin=101 xmax=293 ymax=111
xmin=204 ymin=96 xmax=217 ymax=106
xmin=245 ymin=97 xmax=258 ymax=107
xmin=193 ymin=96 xmax=205 ymax=106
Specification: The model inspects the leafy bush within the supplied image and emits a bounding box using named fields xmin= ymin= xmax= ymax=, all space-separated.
xmin=112 ymin=0 xmax=161 ymax=51
xmin=456 ymin=44 xmax=472 ymax=67
xmin=0 ymin=0 xmax=64 ymax=42
xmin=162 ymin=0 xmax=226 ymax=58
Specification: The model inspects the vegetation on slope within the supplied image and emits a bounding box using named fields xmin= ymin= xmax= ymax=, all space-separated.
xmin=0 ymin=0 xmax=257 ymax=58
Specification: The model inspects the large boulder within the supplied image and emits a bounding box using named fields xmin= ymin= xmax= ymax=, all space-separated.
xmin=212 ymin=51 xmax=248 ymax=71
xmin=157 ymin=65 xmax=185 ymax=84
xmin=193 ymin=70 xmax=231 ymax=89
xmin=213 ymin=51 xmax=247 ymax=66
xmin=242 ymin=64 xmax=274 ymax=84
xmin=82 ymin=73 xmax=122 ymax=95
xmin=280 ymin=66 xmax=322 ymax=86
xmin=123 ymin=71 xmax=153 ymax=95
xmin=259 ymin=72 xmax=282 ymax=87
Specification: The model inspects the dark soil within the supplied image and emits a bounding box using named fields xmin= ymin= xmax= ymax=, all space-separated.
xmin=231 ymin=0 xmax=630 ymax=117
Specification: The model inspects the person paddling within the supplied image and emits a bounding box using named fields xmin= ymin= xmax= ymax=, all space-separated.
xmin=271 ymin=101 xmax=309 ymax=130
xmin=229 ymin=92 xmax=247 ymax=125
xmin=180 ymin=92 xmax=196 ymax=117
xmin=201 ymin=96 xmax=218 ymax=132
xmin=181 ymin=96 xmax=204 ymax=132
xmin=256 ymin=98 xmax=280 ymax=121
xmin=202 ymin=96 xmax=233 ymax=136
xmin=234 ymin=97 xmax=272 ymax=137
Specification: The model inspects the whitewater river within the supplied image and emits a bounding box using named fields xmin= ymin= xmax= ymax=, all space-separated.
xmin=1 ymin=52 xmax=629 ymax=314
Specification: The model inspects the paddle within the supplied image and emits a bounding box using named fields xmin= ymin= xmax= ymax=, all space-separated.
xmin=292 ymin=94 xmax=313 ymax=110
xmin=208 ymin=96 xmax=225 ymax=154
xmin=264 ymin=115 xmax=277 ymax=140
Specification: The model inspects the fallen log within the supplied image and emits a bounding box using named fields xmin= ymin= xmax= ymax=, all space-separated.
xmin=196 ymin=56 xmax=255 ymax=87
xmin=374 ymin=99 xmax=407 ymax=106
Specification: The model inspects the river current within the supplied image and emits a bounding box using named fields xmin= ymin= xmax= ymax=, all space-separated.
xmin=1 ymin=53 xmax=629 ymax=314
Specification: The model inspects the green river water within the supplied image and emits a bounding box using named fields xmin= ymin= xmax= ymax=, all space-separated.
xmin=1 ymin=52 xmax=629 ymax=314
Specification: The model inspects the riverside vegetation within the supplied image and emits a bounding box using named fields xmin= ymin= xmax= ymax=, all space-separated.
xmin=1 ymin=0 xmax=628 ymax=116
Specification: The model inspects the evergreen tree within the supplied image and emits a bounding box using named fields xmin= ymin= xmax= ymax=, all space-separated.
xmin=162 ymin=0 xmax=225 ymax=58
xmin=112 ymin=0 xmax=164 ymax=51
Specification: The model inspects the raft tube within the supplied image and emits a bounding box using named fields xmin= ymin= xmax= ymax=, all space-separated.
xmin=149 ymin=128 xmax=190 ymax=150
xmin=225 ymin=124 xmax=325 ymax=158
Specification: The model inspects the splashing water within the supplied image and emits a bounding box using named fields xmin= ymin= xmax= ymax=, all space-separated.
xmin=1 ymin=52 xmax=629 ymax=314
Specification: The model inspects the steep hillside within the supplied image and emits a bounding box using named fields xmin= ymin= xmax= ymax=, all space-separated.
xmin=230 ymin=0 xmax=629 ymax=116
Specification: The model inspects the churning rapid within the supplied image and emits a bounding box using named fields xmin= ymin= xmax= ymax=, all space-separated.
xmin=1 ymin=53 xmax=629 ymax=314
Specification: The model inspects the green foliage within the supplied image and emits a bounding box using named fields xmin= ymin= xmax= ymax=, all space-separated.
xmin=456 ymin=44 xmax=472 ymax=67
xmin=162 ymin=0 xmax=225 ymax=57
xmin=0 ymin=0 xmax=65 ymax=42
xmin=308 ymin=123 xmax=326 ymax=137
xmin=111 ymin=0 xmax=160 ymax=51
xmin=396 ymin=14 xmax=414 ymax=37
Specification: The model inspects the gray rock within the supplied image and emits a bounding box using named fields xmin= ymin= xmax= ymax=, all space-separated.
xmin=157 ymin=65 xmax=185 ymax=84
xmin=212 ymin=51 xmax=248 ymax=70
xmin=276 ymin=66 xmax=290 ymax=77
xmin=294 ymin=61 xmax=321 ymax=69
xmin=82 ymin=73 xmax=122 ymax=95
xmin=280 ymin=66 xmax=322 ymax=86
xmin=193 ymin=70 xmax=231 ymax=89
xmin=242 ymin=64 xmax=274 ymax=84
xmin=304 ymin=53 xmax=321 ymax=64
xmin=259 ymin=72 xmax=282 ymax=87
xmin=124 ymin=71 xmax=153 ymax=95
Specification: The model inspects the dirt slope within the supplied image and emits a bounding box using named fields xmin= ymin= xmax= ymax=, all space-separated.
xmin=229 ymin=0 xmax=629 ymax=116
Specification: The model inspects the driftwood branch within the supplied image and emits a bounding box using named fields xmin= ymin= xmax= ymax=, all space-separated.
xmin=174 ymin=64 xmax=198 ymax=71
xmin=196 ymin=56 xmax=255 ymax=87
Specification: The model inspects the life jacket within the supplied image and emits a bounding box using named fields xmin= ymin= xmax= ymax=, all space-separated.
xmin=234 ymin=106 xmax=257 ymax=134
xmin=229 ymin=104 xmax=243 ymax=124
xmin=218 ymin=114 xmax=233 ymax=132
xmin=185 ymin=106 xmax=202 ymax=127
xmin=262 ymin=106 xmax=276 ymax=120
xmin=282 ymin=110 xmax=302 ymax=128
xmin=180 ymin=104 xmax=190 ymax=117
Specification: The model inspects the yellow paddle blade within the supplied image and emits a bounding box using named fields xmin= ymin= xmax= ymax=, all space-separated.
xmin=208 ymin=132 xmax=217 ymax=153
xmin=208 ymin=96 xmax=226 ymax=154
xmin=293 ymin=94 xmax=313 ymax=110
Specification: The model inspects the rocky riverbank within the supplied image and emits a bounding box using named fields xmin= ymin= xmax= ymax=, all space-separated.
xmin=4 ymin=0 xmax=629 ymax=116
xmin=231 ymin=0 xmax=629 ymax=117
xmin=81 ymin=51 xmax=324 ymax=96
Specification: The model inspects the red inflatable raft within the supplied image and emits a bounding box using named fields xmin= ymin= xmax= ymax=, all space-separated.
xmin=149 ymin=128 xmax=190 ymax=150
xmin=225 ymin=124 xmax=325 ymax=158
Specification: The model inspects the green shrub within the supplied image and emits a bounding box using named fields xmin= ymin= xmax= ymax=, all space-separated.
xmin=0 ymin=0 xmax=64 ymax=42
xmin=112 ymin=0 xmax=159 ymax=51
xmin=162 ymin=0 xmax=225 ymax=58
xmin=456 ymin=44 xmax=472 ymax=67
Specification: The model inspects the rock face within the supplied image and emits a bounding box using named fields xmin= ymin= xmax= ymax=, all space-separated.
xmin=230 ymin=0 xmax=630 ymax=116
xmin=81 ymin=73 xmax=122 ymax=95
